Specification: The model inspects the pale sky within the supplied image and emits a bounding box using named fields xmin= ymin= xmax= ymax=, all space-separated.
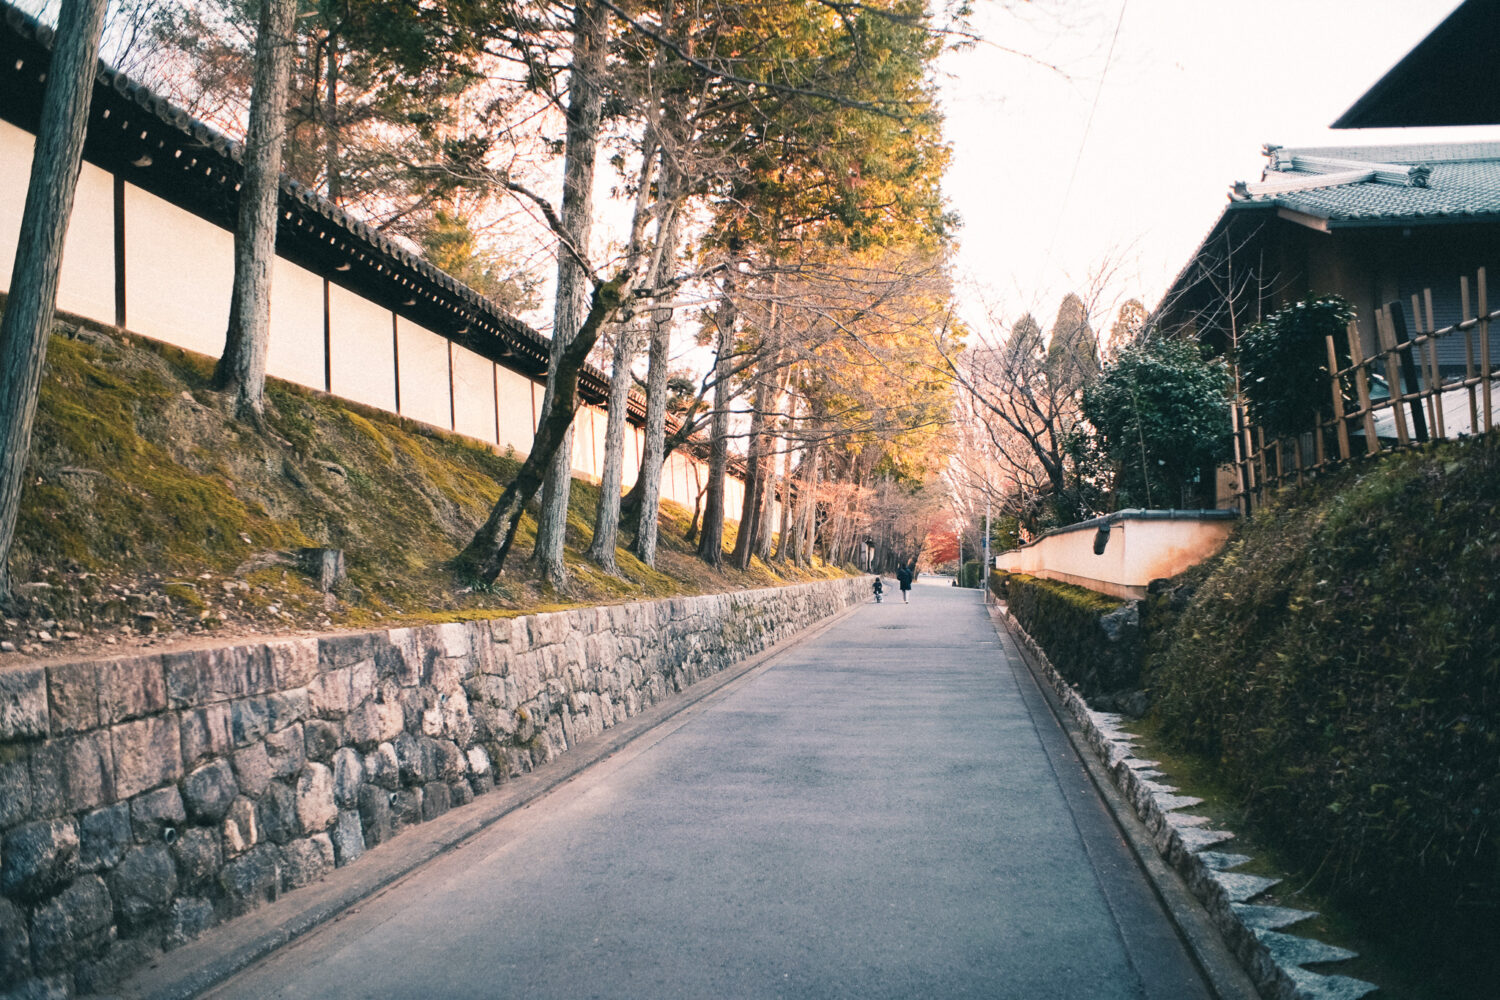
xmin=939 ymin=0 xmax=1500 ymax=333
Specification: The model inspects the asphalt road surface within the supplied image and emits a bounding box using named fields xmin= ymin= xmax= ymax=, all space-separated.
xmin=204 ymin=577 xmax=1211 ymax=1000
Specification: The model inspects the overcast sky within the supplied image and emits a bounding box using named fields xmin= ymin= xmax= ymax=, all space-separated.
xmin=939 ymin=0 xmax=1500 ymax=333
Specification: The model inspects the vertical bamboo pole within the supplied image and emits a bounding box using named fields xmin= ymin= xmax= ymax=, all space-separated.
xmin=1480 ymin=267 xmax=1492 ymax=434
xmin=1346 ymin=320 xmax=1380 ymax=454
xmin=1461 ymin=275 xmax=1479 ymax=435
xmin=1326 ymin=334 xmax=1351 ymax=460
xmin=1412 ymin=293 xmax=1440 ymax=438
xmin=1256 ymin=426 xmax=1269 ymax=506
xmin=1313 ymin=412 xmax=1327 ymax=469
xmin=1423 ymin=289 xmax=1446 ymax=440
xmin=1229 ymin=392 xmax=1250 ymax=515
xmin=1377 ymin=307 xmax=1411 ymax=446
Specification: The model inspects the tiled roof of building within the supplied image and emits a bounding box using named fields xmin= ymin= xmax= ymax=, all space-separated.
xmin=1227 ymin=141 xmax=1500 ymax=226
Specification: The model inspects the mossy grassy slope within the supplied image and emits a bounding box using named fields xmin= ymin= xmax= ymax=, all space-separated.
xmin=1147 ymin=435 xmax=1500 ymax=997
xmin=3 ymin=320 xmax=847 ymax=655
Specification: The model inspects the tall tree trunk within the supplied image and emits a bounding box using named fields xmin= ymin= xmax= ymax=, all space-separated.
xmin=730 ymin=413 xmax=766 ymax=569
xmin=795 ymin=442 xmax=820 ymax=565
xmin=584 ymin=323 xmax=637 ymax=572
xmin=453 ymin=278 xmax=626 ymax=583
xmin=214 ymin=0 xmax=296 ymax=423
xmin=533 ymin=0 xmax=607 ymax=588
xmin=696 ymin=286 xmax=736 ymax=567
xmin=632 ymin=189 xmax=684 ymax=568
xmin=731 ymin=283 xmax=781 ymax=570
xmin=0 ymin=0 xmax=109 ymax=605
xmin=754 ymin=432 xmax=780 ymax=561
xmin=585 ymin=141 xmax=658 ymax=571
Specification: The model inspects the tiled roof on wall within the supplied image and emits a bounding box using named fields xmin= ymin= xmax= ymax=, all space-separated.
xmin=0 ymin=2 xmax=646 ymax=421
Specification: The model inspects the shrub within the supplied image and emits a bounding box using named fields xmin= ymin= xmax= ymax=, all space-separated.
xmin=1000 ymin=572 xmax=1140 ymax=695
xmin=1148 ymin=437 xmax=1500 ymax=986
xmin=958 ymin=559 xmax=983 ymax=588
xmin=1238 ymin=295 xmax=1354 ymax=439
xmin=1080 ymin=337 xmax=1233 ymax=509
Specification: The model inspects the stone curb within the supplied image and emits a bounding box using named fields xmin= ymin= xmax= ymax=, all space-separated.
xmin=106 ymin=598 xmax=868 ymax=1000
xmin=993 ymin=603 xmax=1377 ymax=1000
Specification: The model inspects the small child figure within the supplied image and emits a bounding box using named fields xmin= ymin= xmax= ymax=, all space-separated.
xmin=872 ymin=576 xmax=884 ymax=603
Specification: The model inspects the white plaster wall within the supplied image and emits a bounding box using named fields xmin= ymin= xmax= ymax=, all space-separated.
xmin=396 ymin=316 xmax=451 ymax=430
xmin=995 ymin=517 xmax=1236 ymax=599
xmin=0 ymin=119 xmax=29 ymax=296
xmin=124 ymin=183 xmax=232 ymax=357
xmin=328 ymin=283 xmax=395 ymax=411
xmin=452 ymin=345 xmax=497 ymax=445
xmin=56 ymin=160 xmax=115 ymax=322
xmin=622 ymin=427 xmax=642 ymax=487
xmin=495 ymin=366 xmax=534 ymax=455
xmin=531 ymin=383 xmax=546 ymax=431
xmin=266 ymin=259 xmax=326 ymax=391
xmin=725 ymin=477 xmax=744 ymax=522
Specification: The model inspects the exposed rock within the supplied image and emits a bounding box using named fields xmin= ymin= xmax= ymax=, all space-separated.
xmin=294 ymin=763 xmax=337 ymax=834
xmin=108 ymin=844 xmax=178 ymax=927
xmin=0 ymin=755 xmax=30 ymax=828
xmin=1 ymin=819 xmax=80 ymax=903
xmin=178 ymin=703 xmax=233 ymax=770
xmin=356 ymin=786 xmax=394 ymax=847
xmin=0 ymin=665 xmax=48 ymax=741
xmin=129 ymin=785 xmax=186 ymax=843
xmin=264 ymin=724 xmax=306 ymax=779
xmin=255 ymin=780 xmax=298 ymax=845
xmin=164 ymin=896 xmax=216 ymax=950
xmin=231 ymin=742 xmax=273 ymax=799
xmin=279 ymin=834 xmax=334 ymax=890
xmin=110 ymin=714 xmax=182 ymax=799
xmin=421 ymin=781 xmax=451 ymax=820
xmin=79 ymin=804 xmax=131 ymax=872
xmin=303 ymin=719 xmax=341 ymax=762
xmin=332 ymin=747 xmax=363 ymax=809
xmin=170 ymin=827 xmax=223 ymax=894
xmin=330 ymin=810 xmax=364 ymax=867
xmin=28 ymin=874 xmax=113 ymax=973
xmin=363 ymin=742 xmax=401 ymax=790
xmin=218 ymin=843 xmax=280 ymax=913
xmin=182 ymin=759 xmax=238 ymax=823
xmin=221 ymin=797 xmax=258 ymax=858
xmin=0 ymin=897 xmax=31 ymax=985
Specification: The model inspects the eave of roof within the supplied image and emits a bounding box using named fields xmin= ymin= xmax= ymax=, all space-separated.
xmin=1332 ymin=0 xmax=1500 ymax=129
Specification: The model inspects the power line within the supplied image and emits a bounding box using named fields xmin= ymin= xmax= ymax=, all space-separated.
xmin=1033 ymin=0 xmax=1130 ymax=313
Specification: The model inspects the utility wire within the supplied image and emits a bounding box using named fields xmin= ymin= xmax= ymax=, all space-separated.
xmin=1031 ymin=0 xmax=1129 ymax=315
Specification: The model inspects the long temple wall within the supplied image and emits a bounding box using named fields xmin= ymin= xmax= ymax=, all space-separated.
xmin=0 ymin=118 xmax=737 ymax=515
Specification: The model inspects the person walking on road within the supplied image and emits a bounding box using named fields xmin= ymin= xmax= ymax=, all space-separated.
xmin=896 ymin=563 xmax=914 ymax=603
xmin=872 ymin=576 xmax=884 ymax=603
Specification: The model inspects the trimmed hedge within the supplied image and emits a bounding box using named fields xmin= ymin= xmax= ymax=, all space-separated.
xmin=992 ymin=570 xmax=1141 ymax=695
xmin=1148 ymin=438 xmax=1500 ymax=989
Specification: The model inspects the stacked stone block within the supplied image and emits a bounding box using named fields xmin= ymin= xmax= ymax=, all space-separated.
xmin=0 ymin=578 xmax=864 ymax=997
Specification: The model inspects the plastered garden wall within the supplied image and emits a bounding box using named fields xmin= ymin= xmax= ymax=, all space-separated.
xmin=0 ymin=578 xmax=863 ymax=997
xmin=0 ymin=117 xmax=753 ymax=518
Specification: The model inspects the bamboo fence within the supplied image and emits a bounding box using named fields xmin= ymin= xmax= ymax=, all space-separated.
xmin=1233 ymin=267 xmax=1499 ymax=513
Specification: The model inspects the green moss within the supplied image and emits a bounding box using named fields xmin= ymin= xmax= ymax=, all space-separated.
xmin=7 ymin=321 xmax=853 ymax=640
xmin=1147 ymin=434 xmax=1500 ymax=995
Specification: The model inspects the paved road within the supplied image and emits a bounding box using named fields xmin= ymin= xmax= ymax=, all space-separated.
xmin=205 ymin=578 xmax=1211 ymax=1000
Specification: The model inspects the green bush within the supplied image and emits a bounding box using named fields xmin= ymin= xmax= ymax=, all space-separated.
xmin=958 ymin=559 xmax=983 ymax=588
xmin=1000 ymin=572 xmax=1139 ymax=694
xmin=1238 ymin=295 xmax=1354 ymax=439
xmin=1149 ymin=437 xmax=1500 ymax=984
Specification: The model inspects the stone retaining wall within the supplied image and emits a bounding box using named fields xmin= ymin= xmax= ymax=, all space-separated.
xmin=0 ymin=578 xmax=864 ymax=997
